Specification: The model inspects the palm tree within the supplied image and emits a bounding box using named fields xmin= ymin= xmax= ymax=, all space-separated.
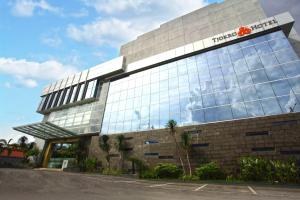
xmin=115 ymin=134 xmax=126 ymax=171
xmin=165 ymin=120 xmax=186 ymax=175
xmin=99 ymin=135 xmax=111 ymax=169
xmin=181 ymin=132 xmax=192 ymax=176
xmin=0 ymin=139 xmax=13 ymax=156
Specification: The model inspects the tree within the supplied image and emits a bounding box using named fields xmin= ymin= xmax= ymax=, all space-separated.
xmin=18 ymin=136 xmax=28 ymax=150
xmin=181 ymin=132 xmax=192 ymax=176
xmin=0 ymin=139 xmax=13 ymax=156
xmin=165 ymin=120 xmax=186 ymax=175
xmin=115 ymin=134 xmax=126 ymax=171
xmin=99 ymin=135 xmax=111 ymax=169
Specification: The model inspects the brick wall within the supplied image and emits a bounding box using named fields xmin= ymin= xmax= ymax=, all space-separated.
xmin=89 ymin=112 xmax=300 ymax=173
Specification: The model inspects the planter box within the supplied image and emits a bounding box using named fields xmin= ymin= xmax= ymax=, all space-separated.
xmin=0 ymin=149 xmax=25 ymax=158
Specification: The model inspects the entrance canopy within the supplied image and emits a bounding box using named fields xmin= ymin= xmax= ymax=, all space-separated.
xmin=13 ymin=122 xmax=77 ymax=140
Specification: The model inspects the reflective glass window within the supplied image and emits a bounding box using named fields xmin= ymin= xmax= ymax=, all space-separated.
xmin=63 ymin=88 xmax=71 ymax=105
xmin=275 ymin=48 xmax=298 ymax=64
xmin=269 ymin=38 xmax=291 ymax=51
xmin=288 ymin=77 xmax=300 ymax=94
xmin=227 ymin=88 xmax=243 ymax=103
xmin=69 ymin=85 xmax=78 ymax=103
xmin=265 ymin=66 xmax=285 ymax=81
xmin=76 ymin=83 xmax=85 ymax=101
xmin=271 ymin=80 xmax=292 ymax=96
xmin=282 ymin=61 xmax=300 ymax=78
xmin=245 ymin=101 xmax=264 ymax=117
xmin=255 ymin=42 xmax=272 ymax=55
xmin=245 ymin=55 xmax=264 ymax=70
xmin=260 ymin=53 xmax=279 ymax=68
xmin=233 ymin=59 xmax=248 ymax=74
xmin=255 ymin=82 xmax=275 ymax=99
xmin=250 ymin=69 xmax=268 ymax=84
xmin=202 ymin=93 xmax=216 ymax=108
xmin=242 ymin=85 xmax=258 ymax=101
xmin=260 ymin=98 xmax=282 ymax=115
xmin=231 ymin=102 xmax=248 ymax=119
xmin=101 ymin=30 xmax=300 ymax=134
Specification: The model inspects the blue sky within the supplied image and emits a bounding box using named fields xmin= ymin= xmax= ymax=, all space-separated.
xmin=0 ymin=0 xmax=222 ymax=142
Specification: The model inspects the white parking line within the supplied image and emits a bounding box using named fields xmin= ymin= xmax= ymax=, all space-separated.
xmin=114 ymin=180 xmax=137 ymax=183
xmin=149 ymin=183 xmax=172 ymax=188
xmin=248 ymin=186 xmax=257 ymax=195
xmin=194 ymin=184 xmax=208 ymax=191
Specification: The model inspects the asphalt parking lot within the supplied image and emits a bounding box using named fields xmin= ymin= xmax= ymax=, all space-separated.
xmin=0 ymin=168 xmax=299 ymax=200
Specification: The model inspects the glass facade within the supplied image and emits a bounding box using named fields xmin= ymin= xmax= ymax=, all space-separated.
xmin=38 ymin=79 xmax=100 ymax=112
xmin=101 ymin=31 xmax=300 ymax=134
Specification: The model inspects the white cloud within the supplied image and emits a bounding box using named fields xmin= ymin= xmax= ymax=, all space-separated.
xmin=67 ymin=18 xmax=143 ymax=46
xmin=11 ymin=0 xmax=60 ymax=17
xmin=41 ymin=35 xmax=62 ymax=48
xmin=69 ymin=8 xmax=89 ymax=18
xmin=0 ymin=57 xmax=78 ymax=88
xmin=82 ymin=0 xmax=145 ymax=14
xmin=68 ymin=0 xmax=207 ymax=47
xmin=40 ymin=30 xmax=62 ymax=47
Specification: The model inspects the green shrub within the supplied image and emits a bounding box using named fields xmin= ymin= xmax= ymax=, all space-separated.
xmin=26 ymin=147 xmax=40 ymax=157
xmin=85 ymin=158 xmax=97 ymax=172
xmin=128 ymin=157 xmax=148 ymax=174
xmin=240 ymin=157 xmax=299 ymax=183
xmin=102 ymin=168 xmax=122 ymax=176
xmin=240 ymin=157 xmax=270 ymax=181
xmin=154 ymin=163 xmax=182 ymax=179
xmin=140 ymin=169 xmax=157 ymax=179
xmin=269 ymin=160 xmax=299 ymax=183
xmin=195 ymin=162 xmax=226 ymax=180
xmin=181 ymin=175 xmax=199 ymax=181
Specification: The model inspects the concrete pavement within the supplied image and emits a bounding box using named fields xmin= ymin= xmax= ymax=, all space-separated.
xmin=0 ymin=169 xmax=299 ymax=200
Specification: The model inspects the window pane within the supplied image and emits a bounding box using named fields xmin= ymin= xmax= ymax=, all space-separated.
xmin=204 ymin=107 xmax=217 ymax=122
xmin=268 ymin=38 xmax=291 ymax=51
xmin=282 ymin=61 xmax=300 ymax=78
xmin=245 ymin=101 xmax=264 ymax=117
xmin=200 ymin=81 xmax=213 ymax=94
xmin=260 ymin=98 xmax=282 ymax=115
xmin=212 ymin=78 xmax=226 ymax=91
xmin=202 ymin=93 xmax=215 ymax=107
xmin=237 ymin=72 xmax=253 ymax=86
xmin=265 ymin=66 xmax=285 ymax=81
xmin=230 ymin=49 xmax=243 ymax=63
xmin=227 ymin=88 xmax=243 ymax=103
xmin=275 ymin=48 xmax=298 ymax=64
xmin=255 ymin=82 xmax=275 ymax=99
xmin=271 ymin=80 xmax=292 ymax=96
xmin=221 ymin=64 xmax=235 ymax=76
xmin=233 ymin=59 xmax=248 ymax=74
xmin=250 ymin=69 xmax=268 ymax=84
xmin=245 ymin=55 xmax=264 ymax=70
xmin=191 ymin=109 xmax=205 ymax=123
xmin=231 ymin=103 xmax=248 ymax=119
xmin=216 ymin=106 xmax=233 ymax=121
xmin=242 ymin=46 xmax=257 ymax=57
xmin=224 ymin=75 xmax=239 ymax=89
xmin=242 ymin=85 xmax=258 ymax=101
xmin=215 ymin=92 xmax=229 ymax=106
xmin=255 ymin=42 xmax=272 ymax=55
xmin=260 ymin=53 xmax=279 ymax=68
xmin=288 ymin=76 xmax=300 ymax=94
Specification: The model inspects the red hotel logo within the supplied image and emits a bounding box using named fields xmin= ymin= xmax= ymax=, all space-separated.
xmin=237 ymin=26 xmax=252 ymax=37
xmin=212 ymin=19 xmax=278 ymax=43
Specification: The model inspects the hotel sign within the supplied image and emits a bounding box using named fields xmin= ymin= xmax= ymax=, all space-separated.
xmin=212 ymin=19 xmax=278 ymax=43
